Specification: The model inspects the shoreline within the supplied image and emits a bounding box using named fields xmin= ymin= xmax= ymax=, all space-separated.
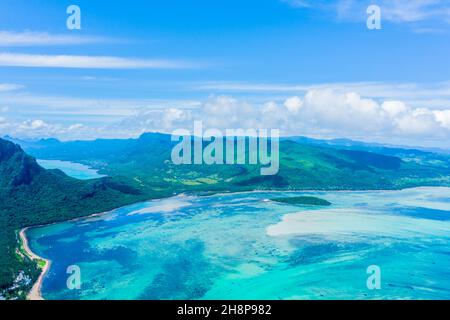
xmin=19 ymin=228 xmax=51 ymax=300
xmin=17 ymin=208 xmax=114 ymax=300
xmin=18 ymin=185 xmax=448 ymax=300
xmin=193 ymin=185 xmax=447 ymax=199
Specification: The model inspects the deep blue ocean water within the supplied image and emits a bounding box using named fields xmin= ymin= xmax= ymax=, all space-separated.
xmin=27 ymin=187 xmax=450 ymax=300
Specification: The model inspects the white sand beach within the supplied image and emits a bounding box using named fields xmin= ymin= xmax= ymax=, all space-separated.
xmin=19 ymin=228 xmax=50 ymax=300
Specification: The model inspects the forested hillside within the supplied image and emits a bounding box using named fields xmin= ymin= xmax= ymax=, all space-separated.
xmin=0 ymin=139 xmax=146 ymax=298
xmin=2 ymin=133 xmax=450 ymax=298
xmin=16 ymin=133 xmax=450 ymax=191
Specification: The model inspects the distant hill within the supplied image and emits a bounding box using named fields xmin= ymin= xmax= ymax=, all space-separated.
xmin=13 ymin=132 xmax=450 ymax=192
xmin=284 ymin=136 xmax=450 ymax=167
xmin=283 ymin=135 xmax=450 ymax=155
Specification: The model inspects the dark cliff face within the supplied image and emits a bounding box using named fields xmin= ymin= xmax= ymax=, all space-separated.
xmin=0 ymin=138 xmax=21 ymax=161
xmin=0 ymin=139 xmax=43 ymax=189
xmin=11 ymin=154 xmax=42 ymax=187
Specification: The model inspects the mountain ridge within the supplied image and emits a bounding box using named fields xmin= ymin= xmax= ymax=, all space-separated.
xmin=1 ymin=134 xmax=450 ymax=299
xmin=0 ymin=138 xmax=147 ymax=299
xmin=4 ymin=132 xmax=450 ymax=194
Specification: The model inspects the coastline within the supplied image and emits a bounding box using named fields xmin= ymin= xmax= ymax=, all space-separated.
xmin=17 ymin=185 xmax=449 ymax=300
xmin=19 ymin=228 xmax=51 ymax=300
xmin=17 ymin=209 xmax=113 ymax=300
xmin=195 ymin=185 xmax=447 ymax=199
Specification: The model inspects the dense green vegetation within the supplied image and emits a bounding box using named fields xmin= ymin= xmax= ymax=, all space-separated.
xmin=1 ymin=133 xmax=450 ymax=299
xmin=272 ymin=196 xmax=332 ymax=206
xmin=0 ymin=139 xmax=150 ymax=299
xmin=17 ymin=133 xmax=450 ymax=192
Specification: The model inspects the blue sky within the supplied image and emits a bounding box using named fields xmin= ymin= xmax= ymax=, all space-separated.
xmin=1 ymin=0 xmax=450 ymax=147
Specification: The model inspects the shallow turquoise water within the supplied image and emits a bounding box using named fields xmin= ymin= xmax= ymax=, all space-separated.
xmin=37 ymin=159 xmax=106 ymax=180
xmin=27 ymin=187 xmax=450 ymax=300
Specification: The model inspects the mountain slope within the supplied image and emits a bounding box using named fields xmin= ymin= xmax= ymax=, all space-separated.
xmin=284 ymin=136 xmax=450 ymax=168
xmin=0 ymin=139 xmax=146 ymax=298
xmin=2 ymin=134 xmax=450 ymax=298
xmin=16 ymin=133 xmax=450 ymax=192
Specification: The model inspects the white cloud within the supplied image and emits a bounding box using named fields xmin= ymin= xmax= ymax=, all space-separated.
xmin=382 ymin=101 xmax=408 ymax=117
xmin=110 ymin=91 xmax=450 ymax=143
xmin=0 ymin=83 xmax=23 ymax=92
xmin=0 ymin=31 xmax=108 ymax=47
xmin=434 ymin=109 xmax=450 ymax=128
xmin=22 ymin=119 xmax=48 ymax=130
xmin=0 ymin=117 xmax=8 ymax=130
xmin=195 ymin=81 xmax=450 ymax=110
xmin=0 ymin=53 xmax=197 ymax=69
xmin=0 ymin=94 xmax=201 ymax=124
xmin=373 ymin=0 xmax=446 ymax=23
xmin=283 ymin=0 xmax=450 ymax=28
xmin=300 ymin=90 xmax=386 ymax=133
xmin=196 ymin=82 xmax=310 ymax=92
xmin=2 ymin=89 xmax=450 ymax=147
xmin=68 ymin=123 xmax=85 ymax=131
xmin=395 ymin=108 xmax=438 ymax=135
xmin=287 ymin=90 xmax=449 ymax=139
xmin=0 ymin=117 xmax=96 ymax=140
xmin=284 ymin=96 xmax=303 ymax=113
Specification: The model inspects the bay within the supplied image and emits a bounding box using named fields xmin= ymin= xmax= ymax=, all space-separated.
xmin=27 ymin=187 xmax=450 ymax=300
xmin=37 ymin=159 xmax=106 ymax=180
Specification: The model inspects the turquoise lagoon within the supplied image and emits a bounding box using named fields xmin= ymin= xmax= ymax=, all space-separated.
xmin=27 ymin=187 xmax=450 ymax=300
xmin=37 ymin=159 xmax=106 ymax=180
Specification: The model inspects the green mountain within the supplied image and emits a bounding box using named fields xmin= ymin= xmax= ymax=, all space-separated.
xmin=1 ymin=133 xmax=450 ymax=298
xmin=0 ymin=139 xmax=146 ymax=298
xmin=17 ymin=133 xmax=450 ymax=192
xmin=284 ymin=135 xmax=450 ymax=156
xmin=284 ymin=136 xmax=450 ymax=168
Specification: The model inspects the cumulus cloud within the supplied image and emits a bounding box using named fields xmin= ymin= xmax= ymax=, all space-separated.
xmin=111 ymin=90 xmax=450 ymax=143
xmin=301 ymin=90 xmax=383 ymax=132
xmin=2 ymin=89 xmax=450 ymax=147
xmin=294 ymin=89 xmax=450 ymax=139
xmin=195 ymin=81 xmax=450 ymax=110
xmin=16 ymin=119 xmax=65 ymax=137
xmin=382 ymin=101 xmax=408 ymax=117
xmin=0 ymin=117 xmax=89 ymax=139
xmin=284 ymin=96 xmax=303 ymax=113
xmin=395 ymin=108 xmax=437 ymax=135
xmin=19 ymin=119 xmax=49 ymax=130
xmin=432 ymin=109 xmax=450 ymax=128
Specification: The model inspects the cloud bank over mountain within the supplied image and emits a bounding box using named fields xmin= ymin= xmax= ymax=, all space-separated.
xmin=2 ymin=89 xmax=450 ymax=148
